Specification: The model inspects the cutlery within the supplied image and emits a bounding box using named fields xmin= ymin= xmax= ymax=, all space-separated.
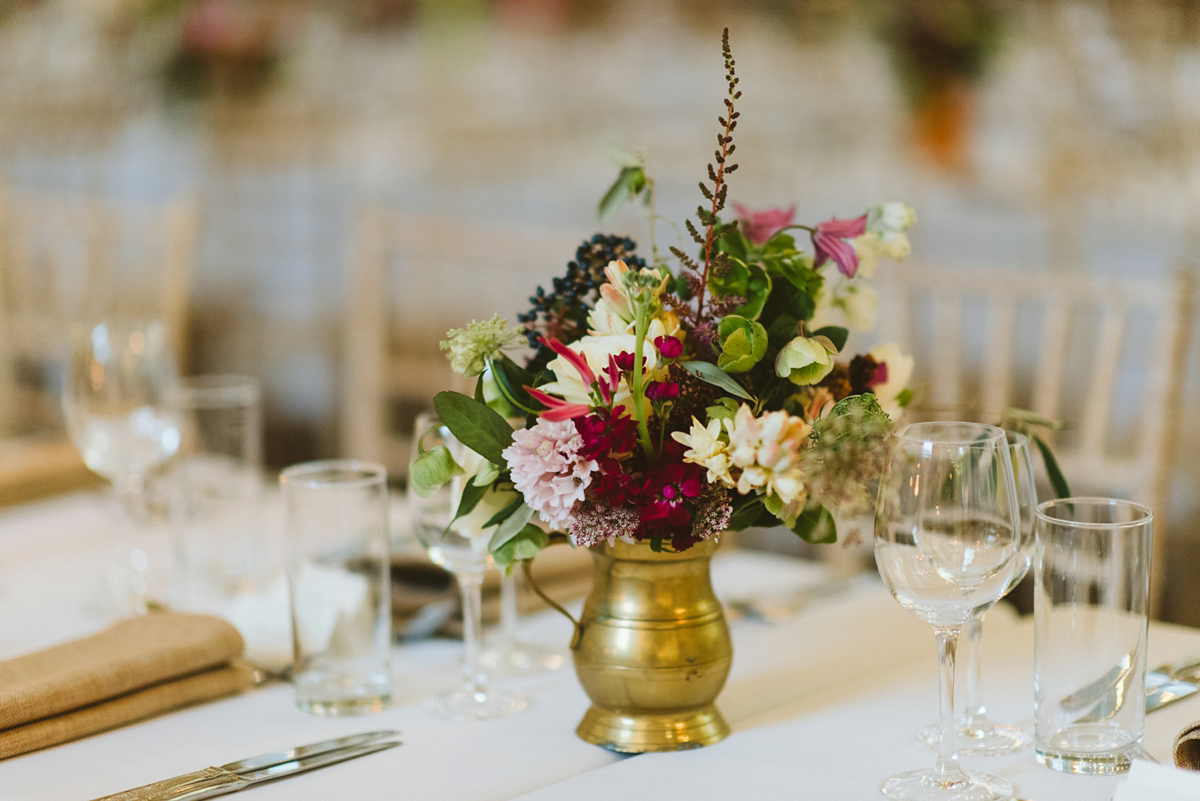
xmin=92 ymin=730 xmax=401 ymax=801
xmin=1145 ymin=666 xmax=1200 ymax=713
xmin=724 ymin=575 xmax=860 ymax=624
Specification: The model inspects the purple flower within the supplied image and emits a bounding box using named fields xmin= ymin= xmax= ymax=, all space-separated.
xmin=812 ymin=214 xmax=868 ymax=277
xmin=502 ymin=418 xmax=598 ymax=529
xmin=734 ymin=203 xmax=795 ymax=245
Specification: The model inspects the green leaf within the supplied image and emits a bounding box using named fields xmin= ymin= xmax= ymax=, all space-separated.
xmin=598 ymin=166 xmax=644 ymax=221
xmin=791 ymin=505 xmax=837 ymax=544
xmin=726 ymin=496 xmax=764 ymax=531
xmin=451 ymin=480 xmax=488 ymax=525
xmin=481 ymin=494 xmax=524 ymax=529
xmin=433 ymin=391 xmax=514 ymax=466
xmin=679 ymin=360 xmax=754 ymax=401
xmin=490 ymin=524 xmax=550 ymax=573
xmin=709 ymin=261 xmax=771 ymax=320
xmin=810 ymin=326 xmax=849 ymax=352
xmin=488 ymin=504 xmax=537 ymax=551
xmin=408 ymin=444 xmax=463 ymax=498
xmin=1033 ymin=433 xmax=1071 ymax=499
xmin=490 ymin=356 xmax=533 ymax=411
xmin=895 ymin=388 xmax=914 ymax=408
xmin=472 ymin=460 xmax=500 ymax=487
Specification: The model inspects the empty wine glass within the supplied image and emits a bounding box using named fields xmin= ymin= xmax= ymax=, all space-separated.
xmin=918 ymin=432 xmax=1037 ymax=755
xmin=407 ymin=413 xmax=528 ymax=720
xmin=874 ymin=422 xmax=1022 ymax=801
xmin=63 ymin=319 xmax=181 ymax=614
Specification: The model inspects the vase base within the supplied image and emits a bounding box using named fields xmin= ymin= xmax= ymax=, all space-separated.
xmin=576 ymin=703 xmax=730 ymax=753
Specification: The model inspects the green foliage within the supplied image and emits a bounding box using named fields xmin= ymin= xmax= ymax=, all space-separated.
xmin=680 ymin=360 xmax=754 ymax=401
xmin=491 ymin=524 xmax=551 ymax=573
xmin=408 ymin=443 xmax=463 ymax=499
xmin=716 ymin=316 xmax=769 ymax=373
xmin=709 ymin=261 xmax=771 ymax=320
xmin=791 ymin=505 xmax=837 ymax=544
xmin=810 ymin=326 xmax=849 ymax=352
xmin=432 ymin=391 xmax=515 ymax=466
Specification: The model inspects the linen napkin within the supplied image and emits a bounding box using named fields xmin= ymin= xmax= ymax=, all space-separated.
xmin=1175 ymin=720 xmax=1200 ymax=770
xmin=0 ymin=613 xmax=255 ymax=759
xmin=1114 ymin=759 xmax=1200 ymax=800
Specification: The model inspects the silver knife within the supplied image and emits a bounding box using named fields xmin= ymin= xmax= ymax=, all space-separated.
xmin=1146 ymin=667 xmax=1200 ymax=713
xmin=92 ymin=730 xmax=401 ymax=801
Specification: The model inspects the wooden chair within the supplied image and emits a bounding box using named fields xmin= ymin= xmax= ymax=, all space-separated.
xmin=0 ymin=186 xmax=199 ymax=505
xmin=342 ymin=206 xmax=581 ymax=479
xmin=871 ymin=265 xmax=1196 ymax=616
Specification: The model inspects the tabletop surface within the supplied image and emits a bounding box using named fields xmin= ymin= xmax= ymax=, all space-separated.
xmin=1 ymin=491 xmax=1198 ymax=801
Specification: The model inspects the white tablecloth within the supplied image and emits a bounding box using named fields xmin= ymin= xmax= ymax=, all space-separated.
xmin=1 ymin=491 xmax=1198 ymax=801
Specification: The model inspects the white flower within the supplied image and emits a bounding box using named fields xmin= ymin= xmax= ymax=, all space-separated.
xmin=839 ymin=284 xmax=879 ymax=332
xmin=672 ymin=417 xmax=734 ymax=488
xmin=878 ymin=202 xmax=917 ymax=231
xmin=868 ymin=343 xmax=914 ymax=418
xmin=538 ymin=333 xmax=657 ymax=409
xmin=852 ymin=202 xmax=916 ymax=277
xmin=724 ymin=405 xmax=810 ymax=508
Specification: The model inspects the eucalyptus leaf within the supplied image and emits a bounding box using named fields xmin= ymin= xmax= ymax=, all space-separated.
xmin=488 ymin=504 xmax=537 ymax=551
xmin=408 ymin=444 xmax=463 ymax=499
xmin=433 ymin=391 xmax=515 ymax=466
xmin=491 ymin=524 xmax=551 ymax=573
xmin=680 ymin=360 xmax=754 ymax=401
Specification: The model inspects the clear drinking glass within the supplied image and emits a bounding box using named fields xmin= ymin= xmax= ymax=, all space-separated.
xmin=408 ymin=413 xmax=527 ymax=720
xmin=63 ymin=319 xmax=181 ymax=614
xmin=167 ymin=375 xmax=265 ymax=609
xmin=1033 ymin=497 xmax=1152 ymax=775
xmin=485 ymin=570 xmax=567 ymax=675
xmin=874 ymin=422 xmax=1022 ymax=801
xmin=918 ymin=432 xmax=1037 ymax=755
xmin=281 ymin=460 xmax=393 ymax=715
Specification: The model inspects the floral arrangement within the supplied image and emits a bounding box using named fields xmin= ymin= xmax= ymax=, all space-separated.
xmin=411 ymin=30 xmax=916 ymax=568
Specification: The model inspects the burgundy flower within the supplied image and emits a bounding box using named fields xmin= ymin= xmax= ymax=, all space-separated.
xmin=574 ymin=408 xmax=638 ymax=461
xmin=645 ymin=381 xmax=680 ymax=401
xmin=641 ymin=461 xmax=705 ymax=528
xmin=812 ymin=214 xmax=868 ymax=277
xmin=654 ymin=336 xmax=683 ymax=360
xmin=734 ymin=203 xmax=796 ymax=245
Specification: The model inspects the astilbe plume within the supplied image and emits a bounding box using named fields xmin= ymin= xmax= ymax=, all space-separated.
xmin=518 ymin=234 xmax=646 ymax=372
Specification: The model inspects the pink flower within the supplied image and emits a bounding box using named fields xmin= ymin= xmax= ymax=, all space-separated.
xmin=813 ymin=214 xmax=868 ymax=277
xmin=734 ymin=203 xmax=795 ymax=245
xmin=654 ymin=336 xmax=683 ymax=360
xmin=502 ymin=418 xmax=598 ymax=529
xmin=526 ymin=387 xmax=592 ymax=421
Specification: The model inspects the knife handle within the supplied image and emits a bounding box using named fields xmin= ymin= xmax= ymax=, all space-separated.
xmin=91 ymin=767 xmax=238 ymax=801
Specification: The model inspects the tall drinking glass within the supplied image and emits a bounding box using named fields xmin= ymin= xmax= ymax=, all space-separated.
xmin=168 ymin=375 xmax=265 ymax=609
xmin=63 ymin=319 xmax=181 ymax=614
xmin=408 ymin=413 xmax=527 ymax=720
xmin=1033 ymin=497 xmax=1152 ymax=774
xmin=875 ymin=422 xmax=1022 ymax=801
xmin=282 ymin=460 xmax=392 ymax=715
xmin=919 ymin=432 xmax=1037 ymax=755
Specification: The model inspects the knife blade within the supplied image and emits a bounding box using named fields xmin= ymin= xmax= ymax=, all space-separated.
xmin=1146 ymin=668 xmax=1200 ymax=713
xmin=170 ymin=741 xmax=402 ymax=801
xmin=91 ymin=731 xmax=400 ymax=801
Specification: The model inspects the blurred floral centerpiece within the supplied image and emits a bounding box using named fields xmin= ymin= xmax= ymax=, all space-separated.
xmin=411 ymin=28 xmax=917 ymax=752
xmin=413 ymin=35 xmax=916 ymax=567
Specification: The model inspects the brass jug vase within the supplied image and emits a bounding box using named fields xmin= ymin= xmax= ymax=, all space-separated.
xmin=534 ymin=538 xmax=732 ymax=753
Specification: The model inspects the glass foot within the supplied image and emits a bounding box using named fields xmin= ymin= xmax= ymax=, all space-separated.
xmin=917 ymin=721 xmax=1032 ymax=756
xmin=881 ymin=769 xmax=1013 ymax=801
xmin=481 ymin=643 xmax=566 ymax=675
xmin=421 ymin=688 xmax=529 ymax=721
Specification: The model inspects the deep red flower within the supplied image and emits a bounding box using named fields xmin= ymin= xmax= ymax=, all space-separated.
xmin=645 ymin=381 xmax=680 ymax=401
xmin=574 ymin=408 xmax=638 ymax=461
xmin=812 ymin=214 xmax=868 ymax=277
xmin=654 ymin=336 xmax=683 ymax=360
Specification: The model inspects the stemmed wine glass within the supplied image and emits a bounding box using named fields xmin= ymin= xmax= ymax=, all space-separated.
xmin=874 ymin=422 xmax=1022 ymax=801
xmin=407 ymin=413 xmax=528 ymax=720
xmin=485 ymin=570 xmax=567 ymax=675
xmin=918 ymin=431 xmax=1037 ymax=755
xmin=63 ymin=319 xmax=181 ymax=614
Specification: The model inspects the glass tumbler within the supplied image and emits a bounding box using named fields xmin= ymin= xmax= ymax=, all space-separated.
xmin=1034 ymin=497 xmax=1152 ymax=774
xmin=168 ymin=375 xmax=265 ymax=609
xmin=282 ymin=460 xmax=392 ymax=715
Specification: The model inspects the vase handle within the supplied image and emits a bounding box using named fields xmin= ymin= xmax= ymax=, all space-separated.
xmin=522 ymin=559 xmax=583 ymax=650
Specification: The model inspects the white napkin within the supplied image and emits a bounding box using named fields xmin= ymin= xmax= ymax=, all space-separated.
xmin=1113 ymin=759 xmax=1200 ymax=801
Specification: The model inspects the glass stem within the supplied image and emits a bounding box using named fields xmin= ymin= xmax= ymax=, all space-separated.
xmin=500 ymin=571 xmax=519 ymax=657
xmin=963 ymin=613 xmax=989 ymax=735
xmin=932 ymin=626 xmax=968 ymax=787
xmin=458 ymin=571 xmax=487 ymax=699
xmin=116 ymin=475 xmax=152 ymax=615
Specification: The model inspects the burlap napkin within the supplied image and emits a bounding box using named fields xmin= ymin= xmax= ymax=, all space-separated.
xmin=0 ymin=613 xmax=255 ymax=760
xmin=1175 ymin=721 xmax=1200 ymax=770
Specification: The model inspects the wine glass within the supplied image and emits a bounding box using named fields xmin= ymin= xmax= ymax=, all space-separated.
xmin=874 ymin=422 xmax=1022 ymax=801
xmin=407 ymin=413 xmax=527 ymax=720
xmin=63 ymin=319 xmax=181 ymax=614
xmin=918 ymin=432 xmax=1037 ymax=755
xmin=484 ymin=570 xmax=567 ymax=675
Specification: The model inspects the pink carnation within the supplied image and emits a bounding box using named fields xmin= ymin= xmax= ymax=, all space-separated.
xmin=502 ymin=418 xmax=597 ymax=529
